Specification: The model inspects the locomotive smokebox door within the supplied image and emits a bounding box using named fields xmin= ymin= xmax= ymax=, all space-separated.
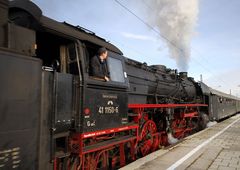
xmin=82 ymin=51 xmax=129 ymax=132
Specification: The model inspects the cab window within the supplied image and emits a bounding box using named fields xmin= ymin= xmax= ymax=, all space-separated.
xmin=36 ymin=32 xmax=79 ymax=75
xmin=83 ymin=42 xmax=125 ymax=83
xmin=108 ymin=57 xmax=125 ymax=83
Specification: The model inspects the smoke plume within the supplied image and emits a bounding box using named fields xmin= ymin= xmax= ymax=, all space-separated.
xmin=146 ymin=0 xmax=199 ymax=71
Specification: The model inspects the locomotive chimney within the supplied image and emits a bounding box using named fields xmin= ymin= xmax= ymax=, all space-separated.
xmin=0 ymin=0 xmax=8 ymax=47
xmin=179 ymin=72 xmax=188 ymax=79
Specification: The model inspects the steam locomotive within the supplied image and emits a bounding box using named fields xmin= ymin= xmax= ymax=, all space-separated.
xmin=0 ymin=0 xmax=240 ymax=169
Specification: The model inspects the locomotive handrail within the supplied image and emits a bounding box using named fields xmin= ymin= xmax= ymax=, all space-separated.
xmin=128 ymin=103 xmax=208 ymax=109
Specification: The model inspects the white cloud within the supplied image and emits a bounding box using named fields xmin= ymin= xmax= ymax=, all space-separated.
xmin=121 ymin=32 xmax=156 ymax=41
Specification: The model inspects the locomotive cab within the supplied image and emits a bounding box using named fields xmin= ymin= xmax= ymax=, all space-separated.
xmin=81 ymin=41 xmax=129 ymax=133
xmin=7 ymin=0 xmax=131 ymax=167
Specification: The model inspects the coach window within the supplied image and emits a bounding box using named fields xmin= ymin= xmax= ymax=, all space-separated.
xmin=108 ymin=57 xmax=125 ymax=83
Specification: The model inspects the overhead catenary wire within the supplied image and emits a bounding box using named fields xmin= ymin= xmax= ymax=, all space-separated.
xmin=114 ymin=0 xmax=185 ymax=55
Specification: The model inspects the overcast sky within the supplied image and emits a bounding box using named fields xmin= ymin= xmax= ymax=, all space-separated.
xmin=32 ymin=0 xmax=240 ymax=96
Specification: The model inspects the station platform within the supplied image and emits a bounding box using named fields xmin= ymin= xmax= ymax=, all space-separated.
xmin=121 ymin=114 xmax=240 ymax=170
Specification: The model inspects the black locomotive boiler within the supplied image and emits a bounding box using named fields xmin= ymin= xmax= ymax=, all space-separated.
xmin=125 ymin=58 xmax=202 ymax=104
xmin=0 ymin=0 xmax=240 ymax=169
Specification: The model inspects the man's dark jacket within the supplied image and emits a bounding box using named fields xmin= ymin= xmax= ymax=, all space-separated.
xmin=90 ymin=55 xmax=109 ymax=78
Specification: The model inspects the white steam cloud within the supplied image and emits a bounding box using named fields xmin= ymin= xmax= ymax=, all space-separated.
xmin=146 ymin=0 xmax=199 ymax=71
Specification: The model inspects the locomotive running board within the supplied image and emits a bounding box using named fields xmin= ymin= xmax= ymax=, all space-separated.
xmin=82 ymin=123 xmax=138 ymax=139
xmin=128 ymin=103 xmax=208 ymax=109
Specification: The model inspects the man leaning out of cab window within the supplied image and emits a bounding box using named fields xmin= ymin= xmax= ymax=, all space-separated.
xmin=90 ymin=47 xmax=110 ymax=82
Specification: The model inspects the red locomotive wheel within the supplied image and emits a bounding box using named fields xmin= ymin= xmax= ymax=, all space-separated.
xmin=139 ymin=120 xmax=159 ymax=156
xmin=71 ymin=157 xmax=81 ymax=170
xmin=86 ymin=151 xmax=108 ymax=170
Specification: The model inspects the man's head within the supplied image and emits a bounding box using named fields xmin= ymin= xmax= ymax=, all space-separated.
xmin=98 ymin=47 xmax=108 ymax=59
